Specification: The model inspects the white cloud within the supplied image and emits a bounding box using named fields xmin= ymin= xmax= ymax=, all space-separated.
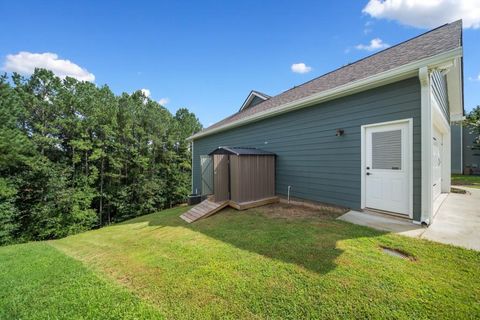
xmin=468 ymin=74 xmax=480 ymax=81
xmin=364 ymin=20 xmax=374 ymax=34
xmin=158 ymin=97 xmax=170 ymax=105
xmin=363 ymin=0 xmax=480 ymax=29
xmin=138 ymin=89 xmax=169 ymax=105
xmin=355 ymin=38 xmax=390 ymax=51
xmin=140 ymin=88 xmax=151 ymax=97
xmin=291 ymin=63 xmax=312 ymax=74
xmin=3 ymin=52 xmax=95 ymax=81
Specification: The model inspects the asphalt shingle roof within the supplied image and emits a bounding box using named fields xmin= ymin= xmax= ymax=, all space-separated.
xmin=199 ymin=20 xmax=462 ymax=136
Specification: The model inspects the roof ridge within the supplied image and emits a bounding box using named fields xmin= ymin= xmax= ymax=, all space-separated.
xmin=195 ymin=20 xmax=462 ymax=138
xmin=251 ymin=90 xmax=271 ymax=98
xmin=269 ymin=20 xmax=462 ymax=98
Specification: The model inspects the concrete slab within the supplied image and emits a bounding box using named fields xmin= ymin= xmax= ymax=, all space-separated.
xmin=338 ymin=210 xmax=425 ymax=237
xmin=338 ymin=187 xmax=480 ymax=251
xmin=422 ymin=187 xmax=480 ymax=251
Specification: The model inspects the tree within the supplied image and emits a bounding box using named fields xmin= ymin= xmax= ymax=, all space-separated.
xmin=0 ymin=69 xmax=202 ymax=244
xmin=465 ymin=106 xmax=480 ymax=153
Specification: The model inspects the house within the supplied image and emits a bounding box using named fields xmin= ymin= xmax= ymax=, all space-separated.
xmin=188 ymin=20 xmax=464 ymax=225
xmin=452 ymin=123 xmax=480 ymax=175
xmin=451 ymin=123 xmax=464 ymax=174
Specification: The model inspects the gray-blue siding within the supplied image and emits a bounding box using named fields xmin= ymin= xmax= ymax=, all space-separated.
xmin=463 ymin=125 xmax=480 ymax=171
xmin=193 ymin=77 xmax=422 ymax=221
xmin=431 ymin=70 xmax=449 ymax=121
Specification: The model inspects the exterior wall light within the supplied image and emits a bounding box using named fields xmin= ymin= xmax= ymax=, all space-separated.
xmin=336 ymin=129 xmax=344 ymax=136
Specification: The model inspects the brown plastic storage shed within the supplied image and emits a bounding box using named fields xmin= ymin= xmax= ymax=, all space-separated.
xmin=209 ymin=147 xmax=276 ymax=204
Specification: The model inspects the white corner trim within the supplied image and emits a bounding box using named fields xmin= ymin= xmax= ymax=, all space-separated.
xmin=419 ymin=66 xmax=433 ymax=224
xmin=408 ymin=118 xmax=414 ymax=218
xmin=188 ymin=47 xmax=462 ymax=141
xmin=360 ymin=126 xmax=366 ymax=209
xmin=360 ymin=118 xmax=414 ymax=219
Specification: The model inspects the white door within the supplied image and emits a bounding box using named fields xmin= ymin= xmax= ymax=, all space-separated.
xmin=365 ymin=122 xmax=410 ymax=215
xmin=432 ymin=127 xmax=443 ymax=201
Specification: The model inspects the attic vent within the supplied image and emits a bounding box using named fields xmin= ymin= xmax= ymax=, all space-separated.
xmin=372 ymin=130 xmax=402 ymax=170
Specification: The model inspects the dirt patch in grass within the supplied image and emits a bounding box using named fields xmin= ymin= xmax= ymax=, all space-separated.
xmin=257 ymin=202 xmax=345 ymax=220
xmin=451 ymin=187 xmax=469 ymax=194
xmin=380 ymin=246 xmax=417 ymax=261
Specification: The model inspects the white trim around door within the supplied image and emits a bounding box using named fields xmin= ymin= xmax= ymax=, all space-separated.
xmin=361 ymin=118 xmax=414 ymax=219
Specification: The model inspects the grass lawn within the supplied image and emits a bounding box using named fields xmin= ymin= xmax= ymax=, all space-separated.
xmin=452 ymin=174 xmax=480 ymax=188
xmin=0 ymin=243 xmax=163 ymax=319
xmin=2 ymin=204 xmax=480 ymax=319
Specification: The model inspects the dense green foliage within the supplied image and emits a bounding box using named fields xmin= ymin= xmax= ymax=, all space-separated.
xmin=0 ymin=69 xmax=201 ymax=244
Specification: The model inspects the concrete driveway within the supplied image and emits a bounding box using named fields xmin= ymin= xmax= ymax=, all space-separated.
xmin=423 ymin=187 xmax=480 ymax=251
xmin=339 ymin=186 xmax=480 ymax=251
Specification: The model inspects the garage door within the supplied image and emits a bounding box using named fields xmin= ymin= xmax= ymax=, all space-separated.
xmin=432 ymin=126 xmax=443 ymax=201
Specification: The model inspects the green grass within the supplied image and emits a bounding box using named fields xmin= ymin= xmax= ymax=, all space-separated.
xmin=452 ymin=174 xmax=480 ymax=188
xmin=2 ymin=205 xmax=480 ymax=319
xmin=0 ymin=242 xmax=164 ymax=319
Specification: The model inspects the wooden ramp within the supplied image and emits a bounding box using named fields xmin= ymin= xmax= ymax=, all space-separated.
xmin=180 ymin=199 xmax=229 ymax=223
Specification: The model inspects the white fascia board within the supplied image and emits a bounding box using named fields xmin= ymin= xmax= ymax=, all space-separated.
xmin=188 ymin=47 xmax=463 ymax=141
xmin=251 ymin=91 xmax=270 ymax=100
xmin=239 ymin=91 xmax=270 ymax=111
xmin=447 ymin=57 xmax=464 ymax=117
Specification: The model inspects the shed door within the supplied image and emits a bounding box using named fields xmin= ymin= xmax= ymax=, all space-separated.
xmin=200 ymin=155 xmax=213 ymax=195
xmin=365 ymin=122 xmax=410 ymax=215
xmin=214 ymin=154 xmax=230 ymax=202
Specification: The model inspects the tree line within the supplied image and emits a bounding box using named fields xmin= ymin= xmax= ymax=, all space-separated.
xmin=0 ymin=69 xmax=202 ymax=245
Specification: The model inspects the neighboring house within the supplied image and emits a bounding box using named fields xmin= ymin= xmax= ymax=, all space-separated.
xmin=188 ymin=20 xmax=464 ymax=225
xmin=452 ymin=123 xmax=480 ymax=174
xmin=451 ymin=123 xmax=464 ymax=174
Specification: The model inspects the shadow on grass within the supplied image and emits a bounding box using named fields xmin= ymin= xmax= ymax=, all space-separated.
xmin=124 ymin=204 xmax=384 ymax=275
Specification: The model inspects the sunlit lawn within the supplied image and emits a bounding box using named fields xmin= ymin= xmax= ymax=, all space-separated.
xmin=452 ymin=174 xmax=480 ymax=188
xmin=1 ymin=204 xmax=479 ymax=319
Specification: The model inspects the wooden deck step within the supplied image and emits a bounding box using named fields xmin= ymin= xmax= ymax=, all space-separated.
xmin=180 ymin=199 xmax=229 ymax=223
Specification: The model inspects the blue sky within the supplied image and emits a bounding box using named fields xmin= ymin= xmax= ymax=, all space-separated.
xmin=1 ymin=0 xmax=479 ymax=126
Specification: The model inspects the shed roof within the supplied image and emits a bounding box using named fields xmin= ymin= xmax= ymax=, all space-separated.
xmin=209 ymin=146 xmax=276 ymax=156
xmin=191 ymin=20 xmax=462 ymax=140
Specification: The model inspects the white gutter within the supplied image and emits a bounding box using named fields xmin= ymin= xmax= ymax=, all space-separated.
xmin=188 ymin=47 xmax=463 ymax=141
